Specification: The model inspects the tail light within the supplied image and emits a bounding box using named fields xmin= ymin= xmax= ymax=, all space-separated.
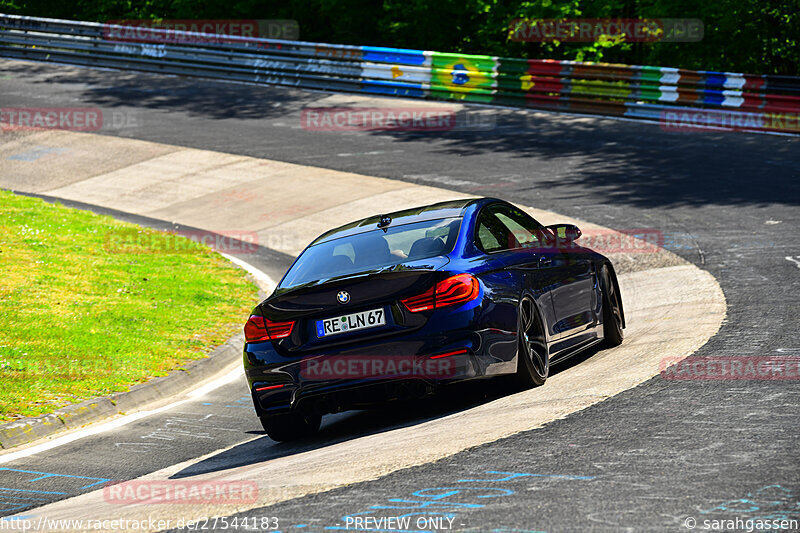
xmin=401 ymin=274 xmax=479 ymax=313
xmin=244 ymin=315 xmax=295 ymax=343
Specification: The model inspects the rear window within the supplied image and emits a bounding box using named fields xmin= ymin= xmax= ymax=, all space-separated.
xmin=279 ymin=218 xmax=462 ymax=289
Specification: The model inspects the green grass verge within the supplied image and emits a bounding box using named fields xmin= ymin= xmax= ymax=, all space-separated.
xmin=0 ymin=189 xmax=259 ymax=422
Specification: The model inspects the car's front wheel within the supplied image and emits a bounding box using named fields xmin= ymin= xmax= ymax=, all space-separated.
xmin=260 ymin=412 xmax=321 ymax=442
xmin=515 ymin=296 xmax=549 ymax=388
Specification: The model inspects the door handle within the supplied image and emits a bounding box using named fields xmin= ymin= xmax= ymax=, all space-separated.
xmin=537 ymin=256 xmax=552 ymax=266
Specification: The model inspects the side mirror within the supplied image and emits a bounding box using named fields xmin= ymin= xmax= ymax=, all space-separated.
xmin=546 ymin=224 xmax=582 ymax=245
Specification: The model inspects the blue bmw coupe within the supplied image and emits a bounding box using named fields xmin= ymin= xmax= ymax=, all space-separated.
xmin=244 ymin=197 xmax=624 ymax=441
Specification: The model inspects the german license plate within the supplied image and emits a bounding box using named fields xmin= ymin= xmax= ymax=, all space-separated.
xmin=316 ymin=308 xmax=385 ymax=338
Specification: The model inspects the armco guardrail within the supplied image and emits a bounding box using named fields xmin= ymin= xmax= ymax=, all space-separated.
xmin=2 ymin=14 xmax=799 ymax=134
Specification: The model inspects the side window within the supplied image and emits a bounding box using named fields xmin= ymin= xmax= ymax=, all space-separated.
xmin=475 ymin=209 xmax=509 ymax=252
xmin=475 ymin=204 xmax=550 ymax=253
xmin=495 ymin=206 xmax=550 ymax=249
xmin=475 ymin=206 xmax=513 ymax=252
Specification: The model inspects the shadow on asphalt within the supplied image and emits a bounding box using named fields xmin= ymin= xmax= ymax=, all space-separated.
xmin=2 ymin=61 xmax=323 ymax=119
xmin=169 ymin=344 xmax=601 ymax=479
xmin=370 ymin=114 xmax=800 ymax=209
xmin=5 ymin=60 xmax=798 ymax=209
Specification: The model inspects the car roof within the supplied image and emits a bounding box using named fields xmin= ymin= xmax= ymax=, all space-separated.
xmin=310 ymin=198 xmax=490 ymax=245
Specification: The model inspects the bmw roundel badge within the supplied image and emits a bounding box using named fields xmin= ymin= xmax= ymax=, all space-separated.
xmin=337 ymin=291 xmax=350 ymax=304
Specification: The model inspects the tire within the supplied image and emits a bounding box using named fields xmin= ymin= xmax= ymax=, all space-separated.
xmin=601 ymin=265 xmax=624 ymax=347
xmin=515 ymin=295 xmax=549 ymax=388
xmin=260 ymin=412 xmax=321 ymax=442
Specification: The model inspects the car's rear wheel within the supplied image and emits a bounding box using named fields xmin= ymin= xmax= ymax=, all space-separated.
xmin=260 ymin=412 xmax=321 ymax=442
xmin=601 ymin=265 xmax=624 ymax=347
xmin=515 ymin=296 xmax=549 ymax=387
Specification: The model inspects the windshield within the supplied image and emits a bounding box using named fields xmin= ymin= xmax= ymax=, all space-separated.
xmin=279 ymin=217 xmax=462 ymax=289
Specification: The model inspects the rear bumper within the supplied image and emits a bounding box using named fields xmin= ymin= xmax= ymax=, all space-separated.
xmin=245 ymin=345 xmax=478 ymax=417
xmin=250 ymin=377 xmax=441 ymax=418
xmin=244 ymin=308 xmax=518 ymax=416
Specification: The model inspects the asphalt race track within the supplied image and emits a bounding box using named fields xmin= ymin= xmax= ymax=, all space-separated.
xmin=1 ymin=60 xmax=799 ymax=532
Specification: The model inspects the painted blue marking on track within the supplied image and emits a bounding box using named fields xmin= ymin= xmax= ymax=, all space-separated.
xmin=201 ymin=402 xmax=212 ymax=405
xmin=0 ymin=502 xmax=29 ymax=513
xmin=528 ymin=473 xmax=595 ymax=480
xmin=7 ymin=147 xmax=67 ymax=161
xmin=75 ymin=477 xmax=110 ymax=489
xmin=0 ymin=487 xmax=67 ymax=495
xmin=371 ymin=498 xmax=482 ymax=510
xmin=224 ymin=395 xmax=255 ymax=409
xmin=0 ymin=468 xmax=110 ymax=489
xmin=0 ymin=494 xmax=47 ymax=500
xmin=412 ymin=488 xmax=461 ymax=500
xmin=458 ymin=471 xmax=595 ymax=482
xmin=412 ymin=487 xmax=514 ymax=499
xmin=457 ymin=471 xmax=530 ymax=483
xmin=698 ymin=484 xmax=797 ymax=518
xmin=326 ymin=470 xmax=590 ymax=532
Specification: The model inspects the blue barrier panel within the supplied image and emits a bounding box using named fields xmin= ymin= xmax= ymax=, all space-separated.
xmin=362 ymin=46 xmax=427 ymax=66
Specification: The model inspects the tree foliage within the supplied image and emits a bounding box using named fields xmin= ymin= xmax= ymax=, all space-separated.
xmin=2 ymin=0 xmax=797 ymax=74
